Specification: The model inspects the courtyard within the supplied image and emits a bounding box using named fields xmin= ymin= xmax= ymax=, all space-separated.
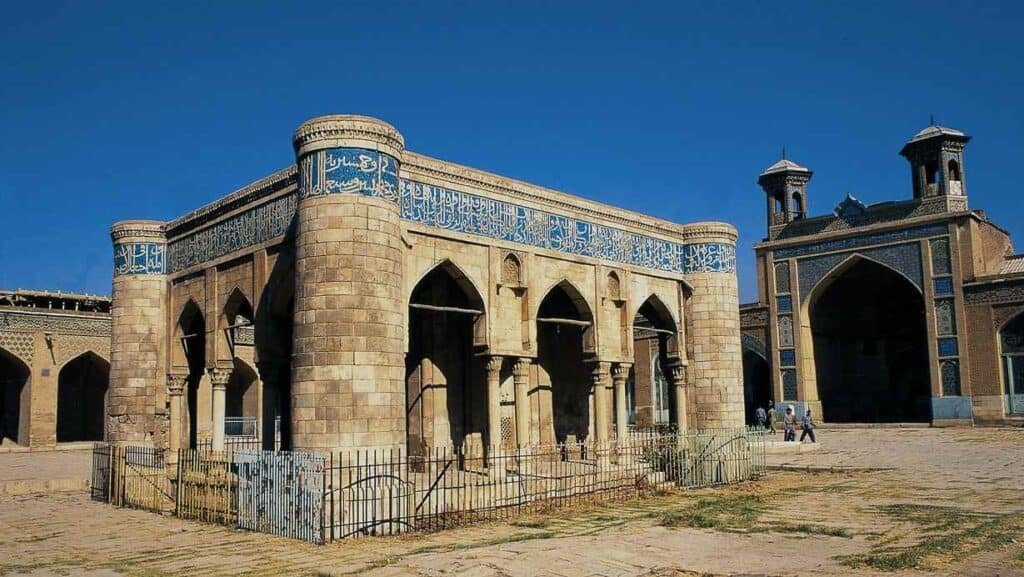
xmin=0 ymin=427 xmax=1021 ymax=577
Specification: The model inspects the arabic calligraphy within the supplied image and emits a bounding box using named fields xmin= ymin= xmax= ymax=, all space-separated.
xmin=113 ymin=243 xmax=166 ymax=276
xmin=299 ymin=148 xmax=399 ymax=201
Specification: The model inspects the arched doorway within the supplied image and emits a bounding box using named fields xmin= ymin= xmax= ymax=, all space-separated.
xmin=1000 ymin=313 xmax=1024 ymax=415
xmin=742 ymin=350 xmax=771 ymax=424
xmin=0 ymin=348 xmax=29 ymax=445
xmin=226 ymin=358 xmax=258 ymax=438
xmin=809 ymin=258 xmax=931 ymax=422
xmin=537 ymin=281 xmax=594 ymax=443
xmin=631 ymin=296 xmax=680 ymax=427
xmin=57 ymin=352 xmax=109 ymax=442
xmin=406 ymin=262 xmax=487 ymax=455
xmin=177 ymin=301 xmax=206 ymax=448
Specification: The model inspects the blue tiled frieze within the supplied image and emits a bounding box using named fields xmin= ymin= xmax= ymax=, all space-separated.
xmin=774 ymin=224 xmax=947 ymax=260
xmin=113 ymin=242 xmax=166 ymax=276
xmin=298 ymin=148 xmax=399 ymax=202
xmin=777 ymin=296 xmax=792 ymax=313
xmin=167 ymin=193 xmax=297 ymax=273
xmin=938 ymin=337 xmax=959 ymax=358
xmin=797 ymin=242 xmax=923 ymax=302
xmin=165 ymin=177 xmax=737 ymax=275
xmin=779 ymin=349 xmax=796 ymax=367
xmin=933 ymin=277 xmax=954 ymax=296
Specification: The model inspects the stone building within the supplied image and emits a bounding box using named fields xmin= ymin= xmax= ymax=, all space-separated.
xmin=107 ymin=115 xmax=745 ymax=455
xmin=741 ymin=124 xmax=1024 ymax=426
xmin=0 ymin=289 xmax=111 ymax=448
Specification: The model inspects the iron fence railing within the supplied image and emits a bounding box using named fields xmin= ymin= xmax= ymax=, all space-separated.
xmin=91 ymin=428 xmax=765 ymax=545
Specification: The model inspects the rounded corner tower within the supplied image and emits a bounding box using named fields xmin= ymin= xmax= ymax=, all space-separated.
xmin=291 ymin=115 xmax=407 ymax=453
xmin=109 ymin=219 xmax=169 ymax=445
xmin=678 ymin=221 xmax=744 ymax=429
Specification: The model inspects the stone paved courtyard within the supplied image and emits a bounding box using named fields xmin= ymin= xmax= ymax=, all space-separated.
xmin=0 ymin=427 xmax=1022 ymax=577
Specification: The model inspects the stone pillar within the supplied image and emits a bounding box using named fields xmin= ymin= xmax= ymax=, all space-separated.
xmin=291 ymin=115 xmax=406 ymax=453
xmin=109 ymin=220 xmax=169 ymax=446
xmin=591 ymin=362 xmax=612 ymax=442
xmin=613 ymin=363 xmax=631 ymax=441
xmin=166 ymin=373 xmax=187 ymax=471
xmin=209 ymin=368 xmax=229 ymax=451
xmin=513 ymin=358 xmax=531 ymax=447
xmin=680 ymin=223 xmax=744 ymax=430
xmin=670 ymin=364 xmax=689 ymax=432
xmin=485 ymin=356 xmax=503 ymax=451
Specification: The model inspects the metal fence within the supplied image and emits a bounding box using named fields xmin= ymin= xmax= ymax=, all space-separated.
xmin=91 ymin=428 xmax=764 ymax=545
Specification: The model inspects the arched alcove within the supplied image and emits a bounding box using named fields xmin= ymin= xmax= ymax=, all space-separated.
xmin=808 ymin=257 xmax=931 ymax=422
xmin=0 ymin=348 xmax=30 ymax=445
xmin=57 ymin=352 xmax=109 ymax=442
xmin=631 ymin=295 xmax=680 ymax=426
xmin=537 ymin=280 xmax=594 ymax=442
xmin=176 ymin=300 xmax=206 ymax=447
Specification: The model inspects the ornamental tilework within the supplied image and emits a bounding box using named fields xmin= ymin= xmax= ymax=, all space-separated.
xmin=774 ymin=224 xmax=947 ymax=259
xmin=166 ymin=175 xmax=738 ymax=275
xmin=167 ymin=193 xmax=297 ymax=273
xmin=778 ymin=315 xmax=794 ymax=347
xmin=781 ymin=369 xmax=798 ymax=401
xmin=930 ymin=238 xmax=951 ymax=275
xmin=797 ymin=242 xmax=923 ymax=302
xmin=774 ymin=261 xmax=791 ymax=294
xmin=298 ymin=148 xmax=400 ymax=202
xmin=935 ymin=299 xmax=956 ymax=336
xmin=741 ymin=333 xmax=767 ymax=360
xmin=941 ymin=360 xmax=961 ymax=396
xmin=938 ymin=337 xmax=959 ymax=357
xmin=777 ymin=296 xmax=792 ymax=313
xmin=934 ymin=277 xmax=954 ymax=296
xmin=113 ymin=243 xmax=166 ymax=276
xmin=779 ymin=349 xmax=796 ymax=367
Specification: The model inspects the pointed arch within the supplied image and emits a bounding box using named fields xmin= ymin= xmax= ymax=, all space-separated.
xmin=633 ymin=293 xmax=680 ymax=360
xmin=606 ymin=271 xmax=621 ymax=300
xmin=502 ymin=253 xmax=522 ymax=286
xmin=537 ymin=279 xmax=595 ymax=353
xmin=57 ymin=351 xmax=109 ymax=442
xmin=223 ymin=287 xmax=254 ymax=325
xmin=0 ymin=346 xmax=30 ymax=445
xmin=803 ymin=253 xmax=922 ymax=316
xmin=410 ymin=259 xmax=487 ymax=346
xmin=226 ymin=357 xmax=259 ymax=436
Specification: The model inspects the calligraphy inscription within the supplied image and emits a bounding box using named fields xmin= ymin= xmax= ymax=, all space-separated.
xmin=113 ymin=243 xmax=166 ymax=276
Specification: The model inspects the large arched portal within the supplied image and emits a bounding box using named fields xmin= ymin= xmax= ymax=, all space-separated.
xmin=537 ymin=281 xmax=594 ymax=443
xmin=809 ymin=258 xmax=931 ymax=422
xmin=0 ymin=348 xmax=29 ymax=445
xmin=57 ymin=352 xmax=109 ymax=442
xmin=742 ymin=350 xmax=771 ymax=424
xmin=406 ymin=263 xmax=487 ymax=456
xmin=1000 ymin=313 xmax=1024 ymax=415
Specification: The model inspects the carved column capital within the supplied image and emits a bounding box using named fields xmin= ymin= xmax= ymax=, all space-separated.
xmin=486 ymin=355 xmax=504 ymax=375
xmin=669 ymin=363 xmax=687 ymax=387
xmin=612 ymin=363 xmax=632 ymax=383
xmin=209 ymin=367 xmax=231 ymax=388
xmin=167 ymin=373 xmax=188 ymax=396
xmin=513 ymin=357 xmax=532 ymax=379
xmin=590 ymin=361 xmax=612 ymax=387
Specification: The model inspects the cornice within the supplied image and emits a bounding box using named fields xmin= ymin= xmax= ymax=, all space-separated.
xmin=110 ymin=220 xmax=166 ymax=242
xmin=164 ymin=166 xmax=297 ymax=237
xmin=292 ymin=115 xmax=405 ymax=157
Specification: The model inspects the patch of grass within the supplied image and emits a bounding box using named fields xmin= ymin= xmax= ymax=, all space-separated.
xmin=772 ymin=523 xmax=852 ymax=538
xmin=408 ymin=531 xmax=555 ymax=556
xmin=510 ymin=518 xmax=550 ymax=529
xmin=836 ymin=504 xmax=1023 ymax=571
xmin=658 ymin=494 xmax=766 ymax=532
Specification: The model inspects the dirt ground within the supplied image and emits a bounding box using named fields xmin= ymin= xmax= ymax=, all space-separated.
xmin=0 ymin=427 xmax=1022 ymax=577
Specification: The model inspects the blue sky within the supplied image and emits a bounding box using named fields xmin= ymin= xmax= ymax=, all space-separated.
xmin=2 ymin=1 xmax=1022 ymax=303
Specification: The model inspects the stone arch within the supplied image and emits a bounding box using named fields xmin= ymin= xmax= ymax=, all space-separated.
xmin=998 ymin=311 xmax=1024 ymax=415
xmin=254 ymin=253 xmax=294 ymax=450
xmin=536 ymin=279 xmax=595 ymax=353
xmin=0 ymin=346 xmax=30 ymax=445
xmin=175 ymin=299 xmax=206 ymax=447
xmin=226 ymin=357 xmax=259 ymax=437
xmin=632 ymin=294 xmax=680 ymax=358
xmin=537 ymin=280 xmax=596 ymax=443
xmin=631 ymin=294 xmax=681 ymax=426
xmin=57 ymin=351 xmax=109 ymax=442
xmin=804 ymin=255 xmax=930 ymax=422
xmin=222 ymin=287 xmax=255 ymax=361
xmin=406 ymin=260 xmax=489 ymax=455
xmin=740 ymin=336 xmax=771 ymax=425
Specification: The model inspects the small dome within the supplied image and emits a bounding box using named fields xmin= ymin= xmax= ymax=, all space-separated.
xmin=908 ymin=124 xmax=966 ymax=143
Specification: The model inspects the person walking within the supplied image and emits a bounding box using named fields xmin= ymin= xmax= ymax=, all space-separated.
xmin=783 ymin=406 xmax=797 ymax=442
xmin=800 ymin=409 xmax=817 ymax=443
xmin=754 ymin=405 xmax=767 ymax=430
xmin=766 ymin=402 xmax=777 ymax=435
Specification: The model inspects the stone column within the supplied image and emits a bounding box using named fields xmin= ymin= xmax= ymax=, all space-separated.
xmin=485 ymin=356 xmax=503 ymax=451
xmin=613 ymin=363 xmax=631 ymax=441
xmin=166 ymin=373 xmax=187 ymax=471
xmin=680 ymin=223 xmax=744 ymax=430
xmin=291 ymin=115 xmax=406 ymax=453
xmin=108 ymin=220 xmax=169 ymax=446
xmin=591 ymin=362 xmax=612 ymax=442
xmin=513 ymin=358 xmax=531 ymax=447
xmin=670 ymin=363 xmax=689 ymax=432
xmin=209 ymin=368 xmax=230 ymax=451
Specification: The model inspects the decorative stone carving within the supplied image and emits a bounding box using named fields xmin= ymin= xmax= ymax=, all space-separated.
xmin=501 ymin=253 xmax=522 ymax=285
xmin=0 ymin=332 xmax=33 ymax=364
xmin=209 ymin=368 xmax=231 ymax=388
xmin=739 ymin=306 xmax=768 ymax=326
xmin=778 ymin=315 xmax=794 ymax=348
xmin=606 ymin=272 xmax=621 ymax=300
xmin=167 ymin=373 xmax=188 ymax=396
xmin=740 ymin=333 xmax=768 ymax=361
xmin=775 ymin=224 xmax=947 ymax=259
xmin=0 ymin=310 xmax=112 ymax=337
xmin=964 ymin=280 xmax=1024 ymax=305
xmin=612 ymin=362 xmax=632 ymax=382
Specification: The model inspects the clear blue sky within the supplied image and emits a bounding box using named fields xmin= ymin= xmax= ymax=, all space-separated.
xmin=2 ymin=1 xmax=1022 ymax=303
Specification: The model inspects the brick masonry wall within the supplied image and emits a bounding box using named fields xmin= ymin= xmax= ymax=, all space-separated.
xmin=684 ymin=271 xmax=744 ymax=429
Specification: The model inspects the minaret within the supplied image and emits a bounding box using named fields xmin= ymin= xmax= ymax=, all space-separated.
xmin=291 ymin=115 xmax=407 ymax=453
xmin=899 ymin=123 xmax=970 ymax=211
xmin=758 ymin=156 xmax=812 ymax=240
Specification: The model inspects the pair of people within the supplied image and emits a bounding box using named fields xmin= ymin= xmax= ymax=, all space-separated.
xmin=782 ymin=405 xmax=816 ymax=443
xmin=754 ymin=400 xmax=777 ymax=433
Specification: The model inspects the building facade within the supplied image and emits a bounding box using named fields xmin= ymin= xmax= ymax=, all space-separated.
xmin=0 ymin=290 xmax=111 ymax=448
xmin=107 ymin=115 xmax=745 ymax=454
xmin=741 ymin=124 xmax=1024 ymax=426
